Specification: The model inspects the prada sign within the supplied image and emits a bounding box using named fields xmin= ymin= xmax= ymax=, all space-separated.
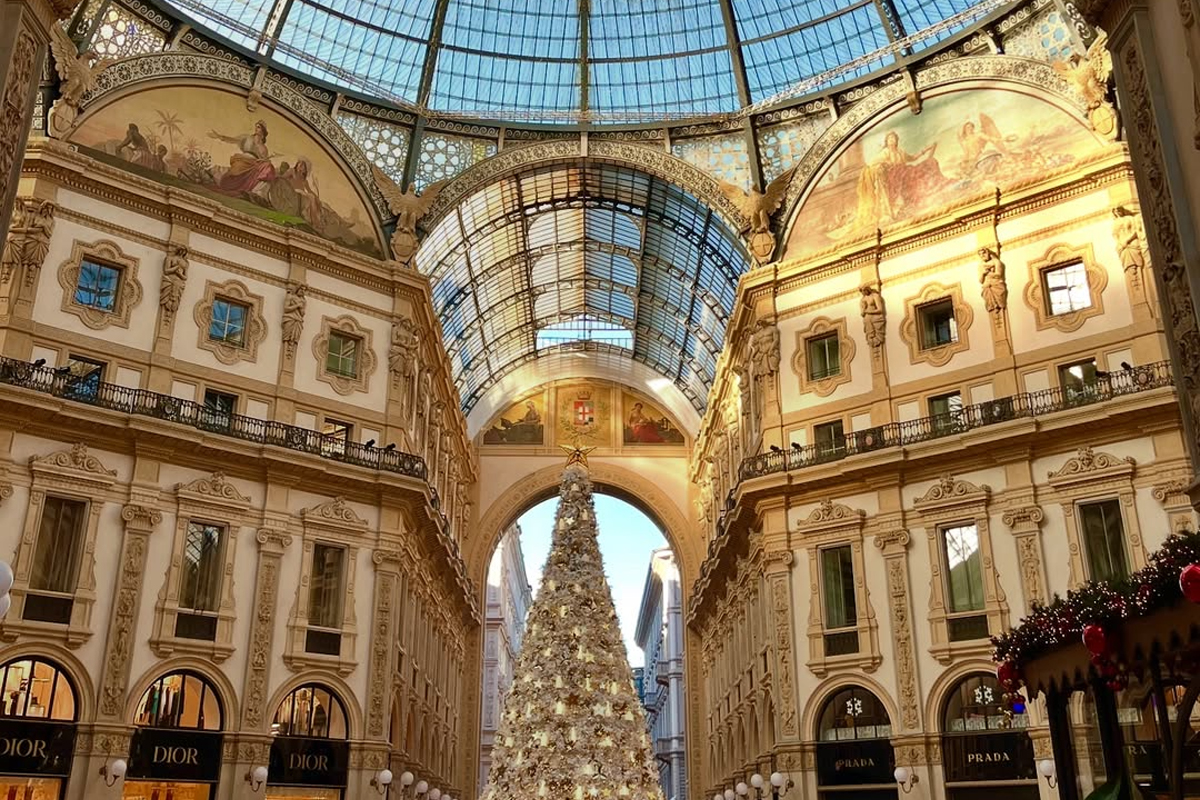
xmin=816 ymin=738 xmax=895 ymax=786
xmin=1126 ymin=742 xmax=1200 ymax=789
xmin=269 ymin=737 xmax=349 ymax=787
xmin=0 ymin=719 xmax=76 ymax=777
xmin=129 ymin=729 xmax=223 ymax=783
xmin=942 ymin=732 xmax=1036 ymax=783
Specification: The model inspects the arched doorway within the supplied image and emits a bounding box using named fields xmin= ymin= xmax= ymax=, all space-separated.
xmin=940 ymin=673 xmax=1037 ymax=799
xmin=814 ymin=685 xmax=898 ymax=800
xmin=125 ymin=670 xmax=225 ymax=799
xmin=268 ymin=684 xmax=350 ymax=800
xmin=0 ymin=656 xmax=77 ymax=798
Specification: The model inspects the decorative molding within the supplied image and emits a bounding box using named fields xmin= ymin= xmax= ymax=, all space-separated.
xmin=56 ymin=239 xmax=143 ymax=330
xmin=1 ymin=198 xmax=55 ymax=286
xmin=1152 ymin=478 xmax=1197 ymax=534
xmin=914 ymin=474 xmax=991 ymax=511
xmin=1001 ymin=505 xmax=1048 ymax=608
xmin=159 ymin=244 xmax=188 ymax=319
xmin=302 ymin=496 xmax=369 ymax=530
xmin=175 ymin=471 xmax=252 ymax=507
xmin=792 ymin=316 xmax=855 ymax=397
xmin=1046 ymin=445 xmax=1135 ymax=484
xmin=0 ymin=482 xmax=12 ymax=507
xmin=1023 ymin=242 xmax=1108 ymax=332
xmin=899 ymin=281 xmax=974 ymax=368
xmin=192 ymin=278 xmax=268 ymax=365
xmin=30 ymin=443 xmax=117 ymax=483
xmin=241 ymin=531 xmax=288 ymax=731
xmin=769 ymin=574 xmax=798 ymax=739
xmin=313 ymin=314 xmax=377 ymax=396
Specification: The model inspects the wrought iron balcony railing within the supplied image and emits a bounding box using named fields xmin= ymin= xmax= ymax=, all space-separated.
xmin=739 ymin=361 xmax=1175 ymax=481
xmin=0 ymin=357 xmax=428 ymax=480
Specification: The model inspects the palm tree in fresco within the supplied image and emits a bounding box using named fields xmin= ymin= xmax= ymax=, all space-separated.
xmin=155 ymin=110 xmax=183 ymax=155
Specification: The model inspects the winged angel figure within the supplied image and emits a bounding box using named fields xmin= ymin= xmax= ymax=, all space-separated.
xmin=47 ymin=24 xmax=116 ymax=138
xmin=1053 ymin=33 xmax=1117 ymax=139
xmin=717 ymin=165 xmax=798 ymax=261
xmin=371 ymin=165 xmax=449 ymax=266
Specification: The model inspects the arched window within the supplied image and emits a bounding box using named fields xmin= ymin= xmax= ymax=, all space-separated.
xmin=942 ymin=673 xmax=1024 ymax=733
xmin=133 ymin=671 xmax=222 ymax=731
xmin=817 ymin=685 xmax=892 ymax=741
xmin=272 ymin=684 xmax=348 ymax=738
xmin=0 ymin=657 xmax=76 ymax=721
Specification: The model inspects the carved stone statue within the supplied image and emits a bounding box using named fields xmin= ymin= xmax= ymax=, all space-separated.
xmin=978 ymin=247 xmax=1007 ymax=313
xmin=281 ymin=283 xmax=306 ymax=354
xmin=860 ymin=284 xmax=887 ymax=348
xmin=389 ymin=317 xmax=420 ymax=381
xmin=736 ymin=367 xmax=751 ymax=417
xmin=159 ymin=244 xmax=189 ymax=316
xmin=718 ymin=166 xmax=798 ymax=261
xmin=47 ymin=25 xmax=116 ymax=138
xmin=749 ymin=320 xmax=781 ymax=379
xmin=1 ymin=198 xmax=54 ymax=285
xmin=371 ymin=166 xmax=450 ymax=266
xmin=1052 ymin=34 xmax=1117 ymax=140
xmin=1113 ymin=206 xmax=1148 ymax=282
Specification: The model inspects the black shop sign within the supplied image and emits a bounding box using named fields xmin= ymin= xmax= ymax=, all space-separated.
xmin=943 ymin=732 xmax=1036 ymax=783
xmin=269 ymin=737 xmax=349 ymax=787
xmin=129 ymin=728 xmax=224 ymax=783
xmin=817 ymin=738 xmax=896 ymax=786
xmin=0 ymin=719 xmax=76 ymax=777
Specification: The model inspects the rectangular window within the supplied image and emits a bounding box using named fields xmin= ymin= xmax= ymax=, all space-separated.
xmin=813 ymin=420 xmax=845 ymax=458
xmin=321 ymin=417 xmax=353 ymax=457
xmin=178 ymin=521 xmax=224 ymax=613
xmin=941 ymin=523 xmax=986 ymax=613
xmin=1044 ymin=262 xmax=1092 ymax=315
xmin=209 ymin=298 xmax=248 ymax=345
xmin=1060 ymin=359 xmax=1100 ymax=402
xmin=73 ymin=260 xmax=121 ymax=311
xmin=308 ymin=543 xmax=346 ymax=630
xmin=201 ymin=388 xmax=237 ymax=430
xmin=25 ymin=497 xmax=87 ymax=624
xmin=929 ymin=391 xmax=963 ymax=434
xmin=807 ymin=334 xmax=840 ymax=380
xmin=326 ymin=332 xmax=360 ymax=378
xmin=919 ymin=298 xmax=958 ymax=349
xmin=821 ymin=545 xmax=857 ymax=629
xmin=1079 ymin=499 xmax=1130 ymax=581
xmin=62 ymin=355 xmax=105 ymax=400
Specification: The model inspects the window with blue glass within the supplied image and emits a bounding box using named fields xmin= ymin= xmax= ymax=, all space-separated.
xmin=209 ymin=298 xmax=248 ymax=346
xmin=73 ymin=259 xmax=121 ymax=312
xmin=63 ymin=355 xmax=105 ymax=400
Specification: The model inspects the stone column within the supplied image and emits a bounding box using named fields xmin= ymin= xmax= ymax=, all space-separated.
xmin=1076 ymin=0 xmax=1200 ymax=496
xmin=0 ymin=0 xmax=70 ymax=245
xmin=366 ymin=548 xmax=402 ymax=741
xmin=762 ymin=549 xmax=798 ymax=746
xmin=1001 ymin=505 xmax=1049 ymax=611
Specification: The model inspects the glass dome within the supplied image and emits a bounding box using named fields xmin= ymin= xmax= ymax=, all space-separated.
xmin=161 ymin=0 xmax=1000 ymax=123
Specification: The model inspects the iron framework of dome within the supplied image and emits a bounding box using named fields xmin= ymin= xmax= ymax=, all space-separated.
xmin=154 ymin=0 xmax=1006 ymax=123
xmin=414 ymin=163 xmax=750 ymax=414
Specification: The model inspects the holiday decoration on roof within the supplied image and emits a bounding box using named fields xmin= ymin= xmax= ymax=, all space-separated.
xmin=480 ymin=464 xmax=663 ymax=800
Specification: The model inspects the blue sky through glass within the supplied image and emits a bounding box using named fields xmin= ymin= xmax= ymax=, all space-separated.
xmin=517 ymin=494 xmax=667 ymax=668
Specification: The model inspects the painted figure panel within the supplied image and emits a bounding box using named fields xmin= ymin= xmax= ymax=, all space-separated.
xmin=622 ymin=393 xmax=685 ymax=445
xmin=482 ymin=395 xmax=545 ymax=446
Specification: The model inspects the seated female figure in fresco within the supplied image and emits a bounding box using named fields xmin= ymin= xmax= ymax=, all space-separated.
xmin=855 ymin=131 xmax=949 ymax=226
xmin=208 ymin=121 xmax=277 ymax=195
xmin=626 ymin=402 xmax=665 ymax=443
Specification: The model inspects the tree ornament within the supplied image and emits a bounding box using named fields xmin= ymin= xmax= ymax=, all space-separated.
xmin=997 ymin=659 xmax=1019 ymax=690
xmin=1082 ymin=623 xmax=1109 ymax=657
xmin=1180 ymin=563 xmax=1200 ymax=603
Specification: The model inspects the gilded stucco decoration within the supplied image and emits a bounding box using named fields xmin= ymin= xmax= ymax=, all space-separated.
xmin=242 ymin=527 xmax=291 ymax=732
xmin=47 ymin=24 xmax=117 ymax=138
xmin=875 ymin=529 xmax=921 ymax=731
xmin=1051 ymin=33 xmax=1118 ymax=140
xmin=193 ymin=278 xmax=268 ymax=365
xmin=792 ymin=316 xmax=855 ymax=397
xmin=1 ymin=198 xmax=54 ymax=286
xmin=1022 ymin=242 xmax=1108 ymax=332
xmin=899 ymin=282 xmax=973 ymax=368
xmin=57 ymin=239 xmax=144 ymax=330
xmin=717 ymin=166 xmax=797 ymax=261
xmin=313 ymin=314 xmax=377 ymax=396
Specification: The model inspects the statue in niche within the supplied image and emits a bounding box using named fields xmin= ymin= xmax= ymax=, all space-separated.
xmin=1 ymin=199 xmax=54 ymax=285
xmin=749 ymin=320 xmax=781 ymax=379
xmin=1113 ymin=206 xmax=1148 ymax=285
xmin=280 ymin=283 xmax=306 ymax=355
xmin=860 ymin=284 xmax=887 ymax=348
xmin=159 ymin=244 xmax=188 ymax=316
xmin=978 ymin=247 xmax=1007 ymax=313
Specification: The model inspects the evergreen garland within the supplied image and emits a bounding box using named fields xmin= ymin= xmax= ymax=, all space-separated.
xmin=992 ymin=531 xmax=1200 ymax=672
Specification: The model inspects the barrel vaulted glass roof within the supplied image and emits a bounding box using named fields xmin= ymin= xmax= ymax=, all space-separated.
xmin=163 ymin=0 xmax=1003 ymax=122
xmin=413 ymin=163 xmax=751 ymax=414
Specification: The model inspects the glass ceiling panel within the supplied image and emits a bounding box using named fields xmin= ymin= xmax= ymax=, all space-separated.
xmin=415 ymin=163 xmax=750 ymax=414
xmin=589 ymin=50 xmax=739 ymax=119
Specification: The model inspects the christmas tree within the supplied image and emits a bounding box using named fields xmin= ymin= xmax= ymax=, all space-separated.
xmin=480 ymin=456 xmax=664 ymax=800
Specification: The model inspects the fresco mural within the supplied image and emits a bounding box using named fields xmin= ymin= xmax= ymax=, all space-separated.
xmin=784 ymin=89 xmax=1103 ymax=260
xmin=556 ymin=386 xmax=612 ymax=447
xmin=622 ymin=393 xmax=685 ymax=445
xmin=70 ymin=87 xmax=382 ymax=257
xmin=482 ymin=394 xmax=545 ymax=445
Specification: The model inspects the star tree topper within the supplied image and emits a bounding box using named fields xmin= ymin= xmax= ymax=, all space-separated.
xmin=559 ymin=442 xmax=597 ymax=468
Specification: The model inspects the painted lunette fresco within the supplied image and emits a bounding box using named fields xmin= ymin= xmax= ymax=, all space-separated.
xmin=784 ymin=89 xmax=1104 ymax=260
xmin=70 ymin=86 xmax=382 ymax=257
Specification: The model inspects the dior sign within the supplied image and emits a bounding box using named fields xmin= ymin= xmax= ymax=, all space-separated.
xmin=269 ymin=737 xmax=349 ymax=787
xmin=0 ymin=720 xmax=75 ymax=777
xmin=128 ymin=728 xmax=223 ymax=783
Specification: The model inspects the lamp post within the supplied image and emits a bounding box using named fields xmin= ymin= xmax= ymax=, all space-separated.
xmin=394 ymin=772 xmax=448 ymax=800
xmin=722 ymin=772 xmax=793 ymax=800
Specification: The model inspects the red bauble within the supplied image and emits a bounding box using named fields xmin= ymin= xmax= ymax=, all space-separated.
xmin=997 ymin=660 xmax=1019 ymax=689
xmin=1082 ymin=624 xmax=1109 ymax=657
xmin=1180 ymin=563 xmax=1200 ymax=603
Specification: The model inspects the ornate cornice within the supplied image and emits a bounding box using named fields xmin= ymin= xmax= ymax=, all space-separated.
xmin=303 ymin=496 xmax=369 ymax=529
xmin=30 ymin=443 xmax=117 ymax=482
xmin=1047 ymin=445 xmax=1135 ymax=484
xmin=175 ymin=471 xmax=252 ymax=506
